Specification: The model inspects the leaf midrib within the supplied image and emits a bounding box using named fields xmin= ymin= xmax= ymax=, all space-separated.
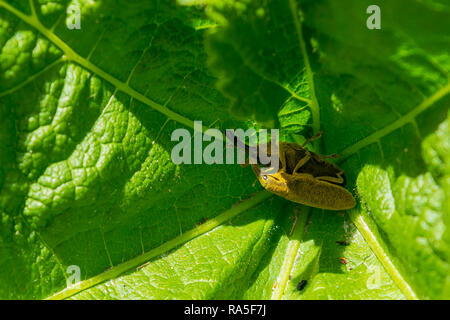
xmin=339 ymin=82 xmax=450 ymax=159
xmin=288 ymin=0 xmax=320 ymax=135
xmin=349 ymin=209 xmax=419 ymax=300
xmin=271 ymin=0 xmax=323 ymax=300
xmin=46 ymin=190 xmax=274 ymax=299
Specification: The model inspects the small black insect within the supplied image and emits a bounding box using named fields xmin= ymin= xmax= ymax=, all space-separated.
xmin=195 ymin=217 xmax=208 ymax=227
xmin=336 ymin=240 xmax=350 ymax=246
xmin=296 ymin=280 xmax=307 ymax=291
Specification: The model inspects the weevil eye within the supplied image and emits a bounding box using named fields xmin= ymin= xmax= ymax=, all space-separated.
xmin=263 ymin=175 xmax=268 ymax=180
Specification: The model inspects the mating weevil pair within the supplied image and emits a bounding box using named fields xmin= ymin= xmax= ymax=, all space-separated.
xmin=227 ymin=131 xmax=356 ymax=210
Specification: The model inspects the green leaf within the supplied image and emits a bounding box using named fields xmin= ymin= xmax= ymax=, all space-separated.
xmin=0 ymin=0 xmax=262 ymax=299
xmin=0 ymin=0 xmax=448 ymax=300
xmin=202 ymin=0 xmax=449 ymax=299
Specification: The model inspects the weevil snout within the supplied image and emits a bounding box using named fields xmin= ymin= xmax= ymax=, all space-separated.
xmin=251 ymin=164 xmax=288 ymax=194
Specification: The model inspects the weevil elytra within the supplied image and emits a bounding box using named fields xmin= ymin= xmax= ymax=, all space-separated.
xmin=227 ymin=131 xmax=356 ymax=211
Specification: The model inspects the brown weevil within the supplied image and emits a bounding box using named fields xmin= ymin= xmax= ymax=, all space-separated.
xmin=227 ymin=131 xmax=356 ymax=211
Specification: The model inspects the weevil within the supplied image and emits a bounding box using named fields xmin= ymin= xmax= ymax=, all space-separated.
xmin=336 ymin=240 xmax=350 ymax=246
xmin=296 ymin=280 xmax=308 ymax=292
xmin=227 ymin=131 xmax=356 ymax=211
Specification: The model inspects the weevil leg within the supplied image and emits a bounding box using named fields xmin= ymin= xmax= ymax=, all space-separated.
xmin=315 ymin=172 xmax=345 ymax=185
xmin=292 ymin=152 xmax=312 ymax=173
xmin=289 ymin=206 xmax=300 ymax=236
xmin=336 ymin=170 xmax=346 ymax=185
xmin=301 ymin=131 xmax=324 ymax=148
xmin=322 ymin=153 xmax=341 ymax=159
xmin=291 ymin=172 xmax=315 ymax=180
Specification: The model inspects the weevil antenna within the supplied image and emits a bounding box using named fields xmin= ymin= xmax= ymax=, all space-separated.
xmin=225 ymin=130 xmax=259 ymax=163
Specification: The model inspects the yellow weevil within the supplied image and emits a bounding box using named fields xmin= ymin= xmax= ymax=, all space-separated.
xmin=227 ymin=131 xmax=356 ymax=210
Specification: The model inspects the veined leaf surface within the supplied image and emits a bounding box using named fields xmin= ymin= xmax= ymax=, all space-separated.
xmin=0 ymin=0 xmax=448 ymax=299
